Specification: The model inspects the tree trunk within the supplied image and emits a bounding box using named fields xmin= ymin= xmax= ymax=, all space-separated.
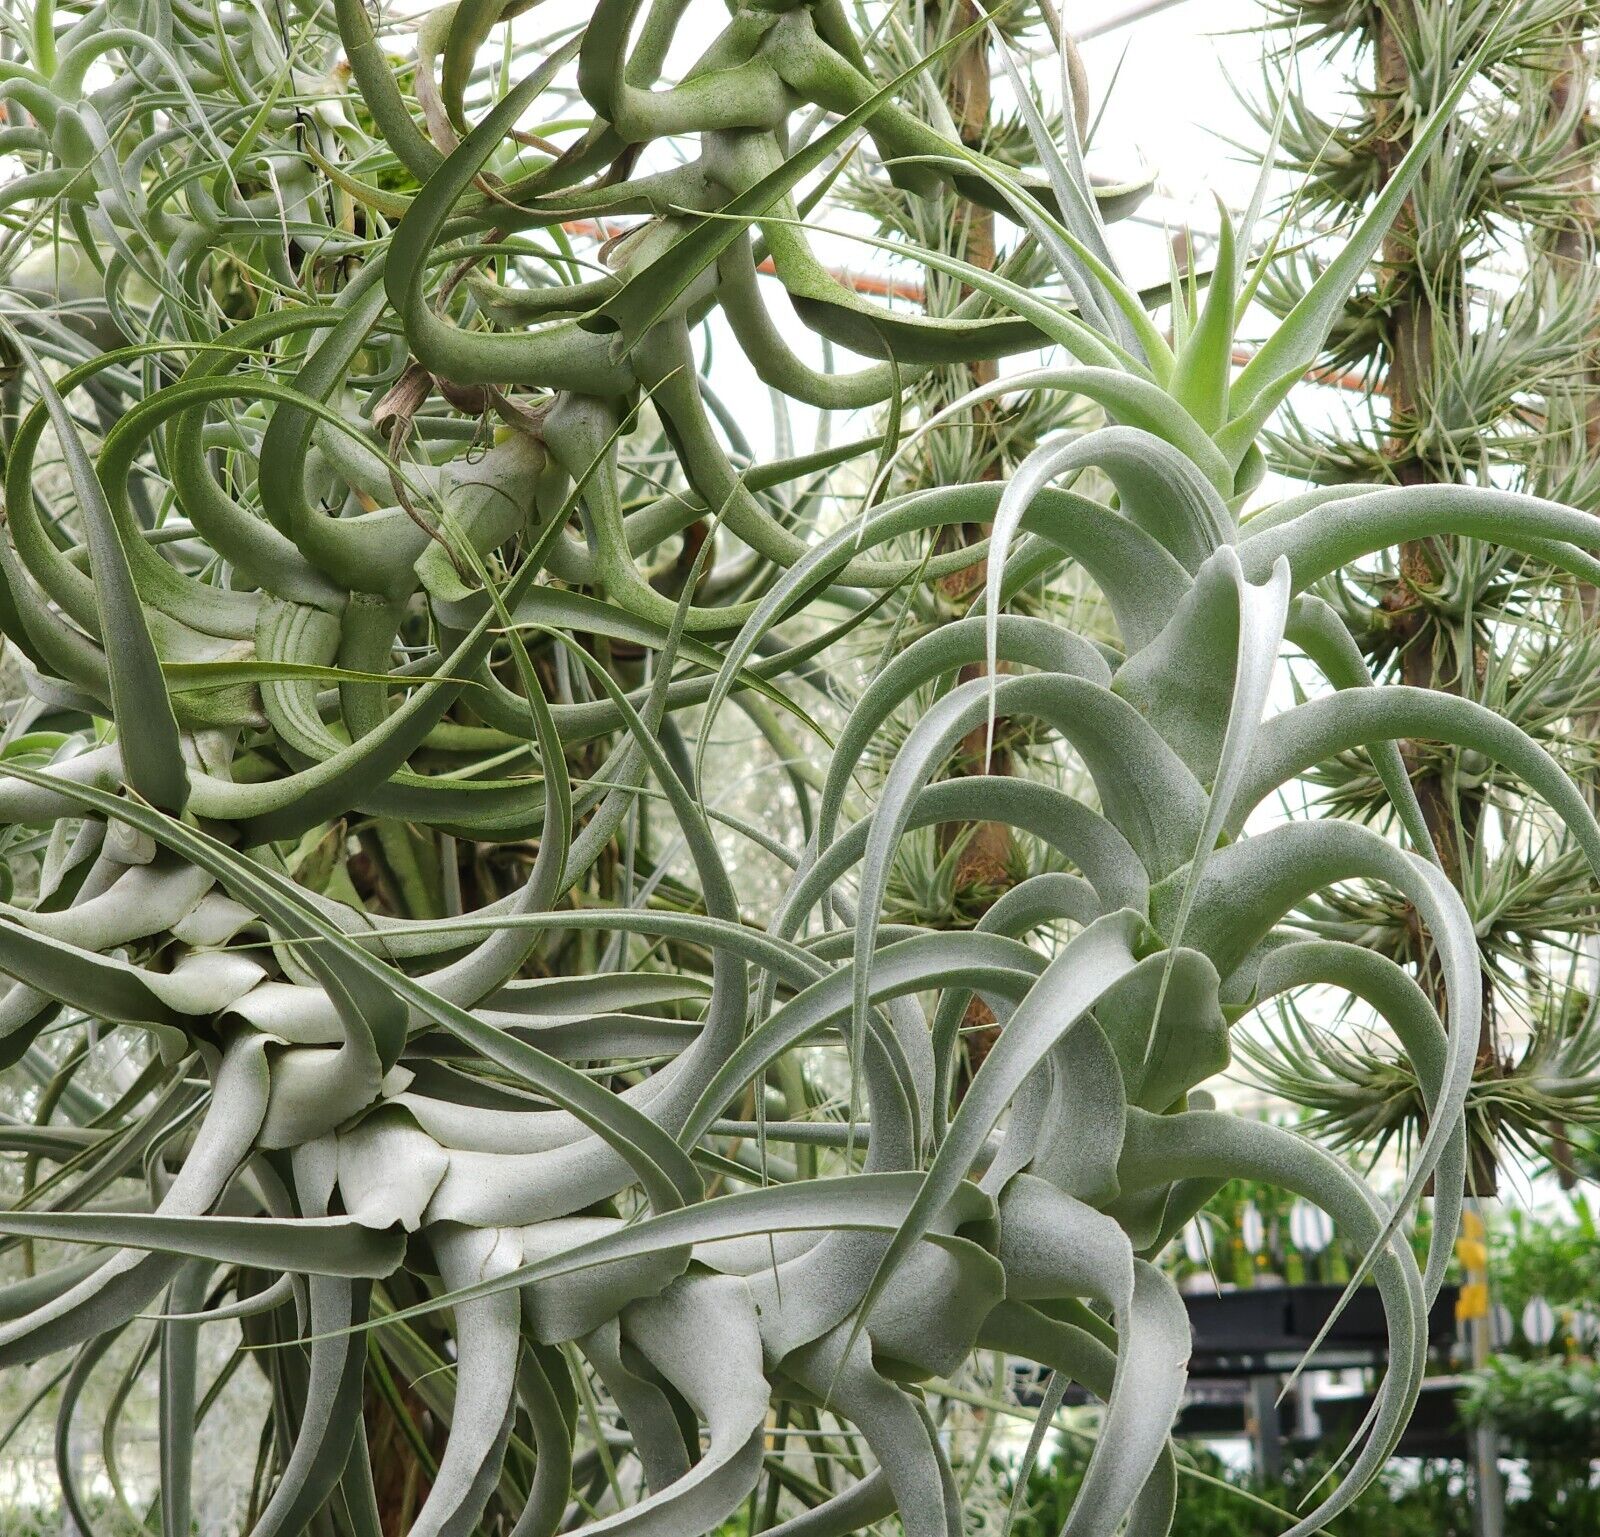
xmin=1372 ymin=4 xmax=1500 ymax=1194
xmin=1545 ymin=25 xmax=1599 ymax=1190
xmin=932 ymin=0 xmax=1014 ymax=1077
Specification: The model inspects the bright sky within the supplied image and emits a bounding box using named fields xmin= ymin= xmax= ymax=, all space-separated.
xmin=1080 ymin=0 xmax=1282 ymax=240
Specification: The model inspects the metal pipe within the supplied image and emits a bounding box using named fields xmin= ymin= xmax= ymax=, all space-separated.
xmin=1075 ymin=0 xmax=1196 ymax=44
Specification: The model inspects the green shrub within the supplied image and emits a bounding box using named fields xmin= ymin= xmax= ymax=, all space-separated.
xmin=1460 ymin=1355 xmax=1600 ymax=1462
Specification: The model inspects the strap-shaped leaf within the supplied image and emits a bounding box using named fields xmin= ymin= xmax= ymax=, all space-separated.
xmin=0 ymin=319 xmax=187 ymax=812
xmin=848 ymin=913 xmax=1147 ymax=1353
xmin=0 ymin=1210 xmax=406 ymax=1277
xmin=1119 ymin=1110 xmax=1425 ymax=1535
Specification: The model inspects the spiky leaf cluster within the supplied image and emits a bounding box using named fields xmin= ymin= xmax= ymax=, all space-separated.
xmin=1248 ymin=0 xmax=1600 ymax=1173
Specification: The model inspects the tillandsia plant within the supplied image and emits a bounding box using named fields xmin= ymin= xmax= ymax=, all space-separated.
xmin=0 ymin=5 xmax=1599 ymax=1537
xmin=1245 ymin=0 xmax=1600 ymax=1186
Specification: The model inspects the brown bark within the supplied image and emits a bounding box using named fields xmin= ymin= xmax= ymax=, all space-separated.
xmin=932 ymin=1 xmax=1013 ymax=1062
xmin=366 ymin=1375 xmax=438 ymax=1537
xmin=1372 ymin=6 xmax=1500 ymax=1192
xmin=1546 ymin=32 xmax=1599 ymax=1189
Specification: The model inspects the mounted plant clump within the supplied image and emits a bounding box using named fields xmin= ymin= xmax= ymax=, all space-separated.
xmin=0 ymin=4 xmax=1597 ymax=1537
xmin=1243 ymin=0 xmax=1600 ymax=1189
